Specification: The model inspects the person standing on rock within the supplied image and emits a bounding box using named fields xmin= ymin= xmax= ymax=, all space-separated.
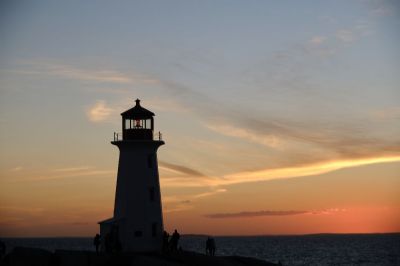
xmin=210 ymin=237 xmax=216 ymax=256
xmin=206 ymin=237 xmax=216 ymax=256
xmin=170 ymin=229 xmax=180 ymax=252
xmin=93 ymin=234 xmax=101 ymax=255
xmin=206 ymin=237 xmax=211 ymax=255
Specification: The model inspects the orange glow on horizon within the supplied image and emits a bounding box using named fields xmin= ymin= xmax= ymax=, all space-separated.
xmin=163 ymin=206 xmax=400 ymax=236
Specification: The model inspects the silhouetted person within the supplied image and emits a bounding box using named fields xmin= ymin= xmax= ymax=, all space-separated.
xmin=206 ymin=237 xmax=216 ymax=256
xmin=93 ymin=234 xmax=101 ymax=255
xmin=162 ymin=231 xmax=170 ymax=253
xmin=210 ymin=237 xmax=216 ymax=256
xmin=170 ymin=229 xmax=180 ymax=252
xmin=0 ymin=239 xmax=5 ymax=260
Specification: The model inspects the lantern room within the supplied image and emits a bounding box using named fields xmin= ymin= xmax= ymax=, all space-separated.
xmin=121 ymin=99 xmax=155 ymax=140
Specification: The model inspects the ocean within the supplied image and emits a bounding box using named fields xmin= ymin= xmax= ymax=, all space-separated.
xmin=1 ymin=233 xmax=399 ymax=265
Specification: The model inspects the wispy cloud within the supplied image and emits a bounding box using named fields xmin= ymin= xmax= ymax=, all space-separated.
xmin=25 ymin=166 xmax=114 ymax=181
xmin=308 ymin=36 xmax=327 ymax=46
xmin=192 ymin=188 xmax=227 ymax=199
xmin=305 ymin=44 xmax=336 ymax=57
xmin=370 ymin=5 xmax=393 ymax=16
xmin=365 ymin=0 xmax=396 ymax=17
xmin=205 ymin=210 xmax=308 ymax=218
xmin=163 ymin=189 xmax=226 ymax=202
xmin=216 ymin=155 xmax=400 ymax=186
xmin=86 ymin=100 xmax=114 ymax=122
xmin=14 ymin=60 xmax=160 ymax=85
xmin=206 ymin=123 xmax=282 ymax=149
xmin=159 ymin=161 xmax=217 ymax=188
xmin=163 ymin=188 xmax=227 ymax=213
xmin=334 ymin=19 xmax=376 ymax=44
xmin=160 ymin=155 xmax=400 ymax=188
xmin=47 ymin=67 xmax=132 ymax=84
xmin=159 ymin=161 xmax=206 ymax=177
xmin=164 ymin=204 xmax=193 ymax=213
xmin=205 ymin=208 xmax=347 ymax=218
xmin=163 ymin=195 xmax=193 ymax=213
xmin=53 ymin=166 xmax=93 ymax=172
xmin=336 ymin=29 xmax=356 ymax=43
xmin=10 ymin=166 xmax=23 ymax=172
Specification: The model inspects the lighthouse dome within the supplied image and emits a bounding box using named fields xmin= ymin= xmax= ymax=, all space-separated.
xmin=121 ymin=99 xmax=155 ymax=119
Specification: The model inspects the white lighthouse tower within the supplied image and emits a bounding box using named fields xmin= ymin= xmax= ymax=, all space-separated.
xmin=99 ymin=99 xmax=165 ymax=252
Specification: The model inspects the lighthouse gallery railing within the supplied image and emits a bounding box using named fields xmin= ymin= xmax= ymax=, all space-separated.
xmin=113 ymin=131 xmax=162 ymax=141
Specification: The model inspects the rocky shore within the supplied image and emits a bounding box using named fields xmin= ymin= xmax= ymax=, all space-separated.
xmin=0 ymin=247 xmax=279 ymax=266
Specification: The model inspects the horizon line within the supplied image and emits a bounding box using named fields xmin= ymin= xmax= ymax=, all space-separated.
xmin=2 ymin=232 xmax=399 ymax=239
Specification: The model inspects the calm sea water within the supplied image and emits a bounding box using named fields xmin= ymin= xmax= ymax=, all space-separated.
xmin=2 ymin=234 xmax=399 ymax=266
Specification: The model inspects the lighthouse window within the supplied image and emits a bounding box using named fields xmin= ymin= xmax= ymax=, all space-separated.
xmin=147 ymin=154 xmax=154 ymax=168
xmin=125 ymin=119 xmax=131 ymax=129
xmin=152 ymin=223 xmax=157 ymax=237
xmin=149 ymin=187 xmax=155 ymax=201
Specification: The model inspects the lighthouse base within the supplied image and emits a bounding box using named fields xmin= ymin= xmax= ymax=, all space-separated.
xmin=98 ymin=216 xmax=163 ymax=252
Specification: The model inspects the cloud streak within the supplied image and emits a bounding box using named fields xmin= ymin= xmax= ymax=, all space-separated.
xmin=160 ymin=155 xmax=400 ymax=188
xmin=206 ymin=123 xmax=282 ymax=148
xmin=14 ymin=60 xmax=160 ymax=85
xmin=336 ymin=29 xmax=356 ymax=43
xmin=308 ymin=36 xmax=327 ymax=46
xmin=205 ymin=208 xmax=347 ymax=218
xmin=224 ymin=156 xmax=400 ymax=184
xmin=159 ymin=161 xmax=206 ymax=177
xmin=217 ymin=155 xmax=400 ymax=186
xmin=25 ymin=167 xmax=114 ymax=181
xmin=163 ymin=188 xmax=226 ymax=213
xmin=205 ymin=210 xmax=308 ymax=218
xmin=10 ymin=166 xmax=23 ymax=172
xmin=53 ymin=166 xmax=93 ymax=172
xmin=86 ymin=100 xmax=114 ymax=122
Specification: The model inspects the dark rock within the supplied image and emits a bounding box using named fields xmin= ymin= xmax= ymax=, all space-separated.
xmin=0 ymin=248 xmax=278 ymax=266
xmin=54 ymin=250 xmax=90 ymax=266
xmin=1 ymin=247 xmax=54 ymax=266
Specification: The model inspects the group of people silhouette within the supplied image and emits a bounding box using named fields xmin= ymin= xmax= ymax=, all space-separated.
xmin=163 ymin=229 xmax=181 ymax=252
xmin=93 ymin=229 xmax=217 ymax=256
xmin=93 ymin=225 xmax=122 ymax=255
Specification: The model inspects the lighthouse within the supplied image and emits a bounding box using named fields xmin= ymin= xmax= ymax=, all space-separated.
xmin=99 ymin=99 xmax=165 ymax=252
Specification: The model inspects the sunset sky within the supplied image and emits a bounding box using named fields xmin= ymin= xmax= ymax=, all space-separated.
xmin=0 ymin=0 xmax=399 ymax=237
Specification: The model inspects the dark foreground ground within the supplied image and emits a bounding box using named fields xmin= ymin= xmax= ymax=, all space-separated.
xmin=0 ymin=247 xmax=279 ymax=266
